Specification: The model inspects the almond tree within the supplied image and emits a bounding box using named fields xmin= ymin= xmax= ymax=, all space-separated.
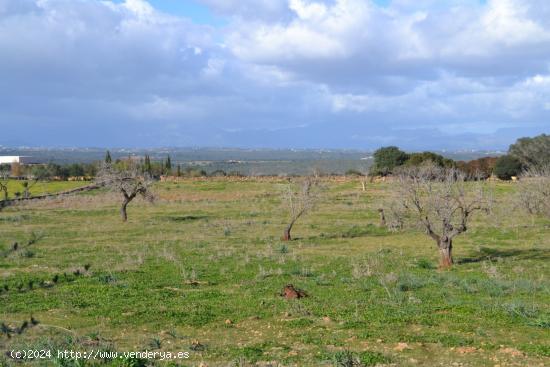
xmin=393 ymin=163 xmax=491 ymax=268
xmin=281 ymin=178 xmax=318 ymax=241
xmin=96 ymin=163 xmax=154 ymax=222
xmin=517 ymin=165 xmax=550 ymax=219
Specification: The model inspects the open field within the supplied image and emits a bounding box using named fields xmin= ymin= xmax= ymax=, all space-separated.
xmin=1 ymin=180 xmax=90 ymax=200
xmin=1 ymin=178 xmax=549 ymax=366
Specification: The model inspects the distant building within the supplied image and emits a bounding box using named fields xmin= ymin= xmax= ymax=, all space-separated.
xmin=0 ymin=156 xmax=35 ymax=165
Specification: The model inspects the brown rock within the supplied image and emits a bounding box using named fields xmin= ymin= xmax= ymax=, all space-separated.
xmin=280 ymin=284 xmax=308 ymax=299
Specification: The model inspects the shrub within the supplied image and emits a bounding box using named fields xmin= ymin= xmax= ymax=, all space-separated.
xmin=370 ymin=146 xmax=409 ymax=176
xmin=509 ymin=133 xmax=550 ymax=168
xmin=405 ymin=152 xmax=455 ymax=168
xmin=494 ymin=155 xmax=522 ymax=180
xmin=416 ymin=258 xmax=435 ymax=269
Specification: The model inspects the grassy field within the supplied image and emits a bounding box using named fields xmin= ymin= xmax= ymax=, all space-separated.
xmin=2 ymin=180 xmax=90 ymax=200
xmin=0 ymin=178 xmax=549 ymax=366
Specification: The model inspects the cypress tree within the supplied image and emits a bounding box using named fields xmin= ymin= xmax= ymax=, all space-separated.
xmin=165 ymin=155 xmax=172 ymax=175
xmin=144 ymin=155 xmax=152 ymax=175
xmin=105 ymin=150 xmax=112 ymax=164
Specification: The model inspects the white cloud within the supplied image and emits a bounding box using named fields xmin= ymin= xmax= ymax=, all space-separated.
xmin=0 ymin=0 xmax=549 ymax=149
xmin=229 ymin=0 xmax=371 ymax=62
xmin=482 ymin=0 xmax=549 ymax=45
xmin=225 ymin=0 xmax=550 ymax=89
xmin=123 ymin=0 xmax=154 ymax=16
xmin=288 ymin=0 xmax=328 ymax=20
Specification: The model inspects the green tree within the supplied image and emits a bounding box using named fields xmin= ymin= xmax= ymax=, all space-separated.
xmin=105 ymin=150 xmax=112 ymax=164
xmin=370 ymin=146 xmax=409 ymax=176
xmin=143 ymin=155 xmax=152 ymax=175
xmin=494 ymin=155 xmax=522 ymax=180
xmin=165 ymin=155 xmax=172 ymax=174
xmin=509 ymin=134 xmax=550 ymax=168
xmin=406 ymin=152 xmax=455 ymax=168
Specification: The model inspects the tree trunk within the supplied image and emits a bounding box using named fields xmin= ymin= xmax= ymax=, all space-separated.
xmin=120 ymin=199 xmax=130 ymax=222
xmin=378 ymin=208 xmax=386 ymax=228
xmin=438 ymin=239 xmax=453 ymax=269
xmin=282 ymin=223 xmax=293 ymax=241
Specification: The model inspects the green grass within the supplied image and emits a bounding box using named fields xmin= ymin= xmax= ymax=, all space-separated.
xmin=2 ymin=179 xmax=90 ymax=199
xmin=0 ymin=178 xmax=548 ymax=366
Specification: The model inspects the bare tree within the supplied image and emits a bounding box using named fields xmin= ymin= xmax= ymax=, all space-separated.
xmin=281 ymin=178 xmax=319 ymax=241
xmin=377 ymin=208 xmax=386 ymax=228
xmin=361 ymin=176 xmax=372 ymax=192
xmin=392 ymin=163 xmax=491 ymax=268
xmin=517 ymin=165 xmax=550 ymax=218
xmin=96 ymin=163 xmax=154 ymax=222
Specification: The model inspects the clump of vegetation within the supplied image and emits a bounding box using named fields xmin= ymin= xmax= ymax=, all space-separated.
xmin=509 ymin=133 xmax=550 ymax=168
xmin=416 ymin=258 xmax=435 ymax=269
xmin=1 ymin=231 xmax=44 ymax=258
xmin=494 ymin=155 xmax=523 ymax=180
xmin=332 ymin=350 xmax=390 ymax=367
xmin=369 ymin=146 xmax=410 ymax=176
xmin=369 ymin=147 xmax=454 ymax=176
xmin=456 ymin=157 xmax=498 ymax=180
xmin=1 ymin=317 xmax=39 ymax=338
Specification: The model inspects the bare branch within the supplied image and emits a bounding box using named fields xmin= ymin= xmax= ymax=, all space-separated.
xmin=281 ymin=177 xmax=320 ymax=241
xmin=517 ymin=165 xmax=550 ymax=219
xmin=389 ymin=162 xmax=492 ymax=268
xmin=95 ymin=162 xmax=154 ymax=221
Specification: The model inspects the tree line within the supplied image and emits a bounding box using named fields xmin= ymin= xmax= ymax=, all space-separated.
xmin=368 ymin=133 xmax=550 ymax=180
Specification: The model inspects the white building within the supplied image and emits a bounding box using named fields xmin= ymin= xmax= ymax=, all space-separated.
xmin=0 ymin=156 xmax=35 ymax=164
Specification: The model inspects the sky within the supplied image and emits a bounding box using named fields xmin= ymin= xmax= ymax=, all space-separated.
xmin=0 ymin=0 xmax=549 ymax=150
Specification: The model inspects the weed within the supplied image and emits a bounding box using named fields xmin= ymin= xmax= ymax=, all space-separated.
xmin=278 ymin=244 xmax=289 ymax=254
xmin=416 ymin=258 xmax=435 ymax=269
xmin=331 ymin=350 xmax=390 ymax=367
xmin=148 ymin=337 xmax=161 ymax=350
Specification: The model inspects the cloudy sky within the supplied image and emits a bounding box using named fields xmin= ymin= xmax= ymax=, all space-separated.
xmin=0 ymin=0 xmax=549 ymax=149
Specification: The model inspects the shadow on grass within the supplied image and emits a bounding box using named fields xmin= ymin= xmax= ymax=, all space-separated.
xmin=165 ymin=215 xmax=208 ymax=222
xmin=458 ymin=246 xmax=550 ymax=264
xmin=307 ymin=224 xmax=390 ymax=241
